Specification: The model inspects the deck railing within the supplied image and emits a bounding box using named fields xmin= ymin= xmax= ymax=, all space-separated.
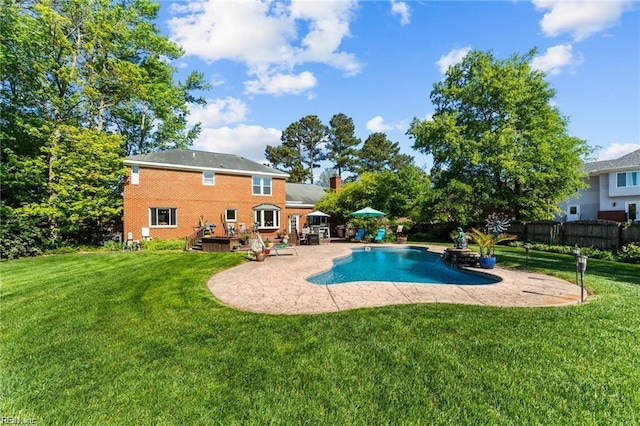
xmin=185 ymin=227 xmax=205 ymax=251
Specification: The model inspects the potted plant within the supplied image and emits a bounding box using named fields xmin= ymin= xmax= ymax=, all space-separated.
xmin=468 ymin=228 xmax=517 ymax=269
xmin=247 ymin=239 xmax=266 ymax=261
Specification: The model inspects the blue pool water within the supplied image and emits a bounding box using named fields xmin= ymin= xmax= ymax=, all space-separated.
xmin=307 ymin=246 xmax=499 ymax=285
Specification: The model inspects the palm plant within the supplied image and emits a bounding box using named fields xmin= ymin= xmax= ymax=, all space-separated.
xmin=468 ymin=228 xmax=517 ymax=257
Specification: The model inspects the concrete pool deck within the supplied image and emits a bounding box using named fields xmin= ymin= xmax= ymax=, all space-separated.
xmin=207 ymin=243 xmax=586 ymax=314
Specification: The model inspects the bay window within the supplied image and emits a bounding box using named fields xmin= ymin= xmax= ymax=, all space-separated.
xmin=254 ymin=209 xmax=280 ymax=229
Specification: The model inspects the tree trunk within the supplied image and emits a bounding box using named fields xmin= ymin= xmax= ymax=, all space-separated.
xmin=48 ymin=125 xmax=60 ymax=241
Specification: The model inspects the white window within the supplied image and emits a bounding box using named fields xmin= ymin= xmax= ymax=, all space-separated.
xmin=131 ymin=166 xmax=139 ymax=185
xmin=255 ymin=209 xmax=280 ymax=229
xmin=225 ymin=208 xmax=237 ymax=222
xmin=203 ymin=171 xmax=215 ymax=186
xmin=150 ymin=208 xmax=177 ymax=227
xmin=569 ymin=205 xmax=579 ymax=215
xmin=617 ymin=171 xmax=640 ymax=188
xmin=252 ymin=176 xmax=272 ymax=195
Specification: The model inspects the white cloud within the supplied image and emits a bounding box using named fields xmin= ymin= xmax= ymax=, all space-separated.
xmin=188 ymin=97 xmax=250 ymax=127
xmin=437 ymin=46 xmax=471 ymax=74
xmin=597 ymin=143 xmax=640 ymax=161
xmin=289 ymin=0 xmax=363 ymax=75
xmin=168 ymin=1 xmax=294 ymax=65
xmin=391 ymin=0 xmax=410 ymax=26
xmin=531 ymin=44 xmax=584 ymax=75
xmin=533 ymin=0 xmax=634 ymax=41
xmin=193 ymin=124 xmax=282 ymax=164
xmin=366 ymin=116 xmax=392 ymax=132
xmin=167 ymin=0 xmax=363 ymax=95
xmin=244 ymin=71 xmax=317 ymax=96
xmin=210 ymin=74 xmax=226 ymax=87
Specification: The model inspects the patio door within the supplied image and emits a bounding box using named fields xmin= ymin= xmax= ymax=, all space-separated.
xmin=627 ymin=202 xmax=639 ymax=221
xmin=289 ymin=214 xmax=300 ymax=234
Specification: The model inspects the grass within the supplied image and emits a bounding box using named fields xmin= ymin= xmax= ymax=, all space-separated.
xmin=1 ymin=247 xmax=639 ymax=424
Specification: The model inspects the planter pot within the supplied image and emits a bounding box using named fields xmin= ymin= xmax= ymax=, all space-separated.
xmin=397 ymin=236 xmax=407 ymax=244
xmin=255 ymin=252 xmax=267 ymax=262
xmin=479 ymin=256 xmax=496 ymax=269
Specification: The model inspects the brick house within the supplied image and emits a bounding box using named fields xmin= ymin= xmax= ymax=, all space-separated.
xmin=123 ymin=149 xmax=328 ymax=241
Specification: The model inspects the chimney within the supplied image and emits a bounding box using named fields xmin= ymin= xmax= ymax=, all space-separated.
xmin=329 ymin=174 xmax=342 ymax=193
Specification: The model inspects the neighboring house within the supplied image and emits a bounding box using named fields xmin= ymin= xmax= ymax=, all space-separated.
xmin=123 ymin=149 xmax=327 ymax=240
xmin=559 ymin=149 xmax=640 ymax=222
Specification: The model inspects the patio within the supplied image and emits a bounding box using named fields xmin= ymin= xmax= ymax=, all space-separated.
xmin=207 ymin=243 xmax=585 ymax=314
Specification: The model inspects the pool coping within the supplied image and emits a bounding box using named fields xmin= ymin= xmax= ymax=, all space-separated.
xmin=206 ymin=243 xmax=586 ymax=315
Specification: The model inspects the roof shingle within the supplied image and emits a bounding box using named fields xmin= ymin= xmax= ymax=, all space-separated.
xmin=585 ymin=149 xmax=640 ymax=174
xmin=124 ymin=149 xmax=288 ymax=177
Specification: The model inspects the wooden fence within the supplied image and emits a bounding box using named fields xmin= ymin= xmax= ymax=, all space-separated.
xmin=525 ymin=220 xmax=562 ymax=245
xmin=513 ymin=220 xmax=640 ymax=249
xmin=622 ymin=222 xmax=640 ymax=246
xmin=563 ymin=221 xmax=620 ymax=250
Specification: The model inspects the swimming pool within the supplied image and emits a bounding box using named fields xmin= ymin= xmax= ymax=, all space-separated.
xmin=307 ymin=246 xmax=500 ymax=285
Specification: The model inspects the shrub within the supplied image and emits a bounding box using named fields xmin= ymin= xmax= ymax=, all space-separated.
xmin=617 ymin=243 xmax=640 ymax=264
xmin=0 ymin=206 xmax=49 ymax=260
xmin=103 ymin=241 xmax=122 ymax=251
xmin=509 ymin=241 xmax=639 ymax=263
xmin=140 ymin=239 xmax=185 ymax=251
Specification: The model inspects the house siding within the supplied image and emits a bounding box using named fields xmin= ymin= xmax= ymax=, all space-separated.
xmin=559 ymin=175 xmax=599 ymax=221
xmin=123 ymin=166 xmax=287 ymax=240
xmin=607 ymin=171 xmax=640 ymax=198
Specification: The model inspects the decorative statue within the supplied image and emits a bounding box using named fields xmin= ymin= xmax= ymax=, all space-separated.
xmin=455 ymin=227 xmax=468 ymax=249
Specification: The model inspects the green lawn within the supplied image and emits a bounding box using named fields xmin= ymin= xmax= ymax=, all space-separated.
xmin=1 ymin=248 xmax=639 ymax=424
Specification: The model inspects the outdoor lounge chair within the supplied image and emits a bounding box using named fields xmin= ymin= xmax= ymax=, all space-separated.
xmin=271 ymin=238 xmax=298 ymax=256
xmin=354 ymin=228 xmax=365 ymax=242
xmin=257 ymin=232 xmax=298 ymax=256
xmin=373 ymin=228 xmax=386 ymax=243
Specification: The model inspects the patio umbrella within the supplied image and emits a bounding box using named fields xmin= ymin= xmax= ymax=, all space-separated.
xmin=351 ymin=207 xmax=385 ymax=217
xmin=307 ymin=211 xmax=330 ymax=217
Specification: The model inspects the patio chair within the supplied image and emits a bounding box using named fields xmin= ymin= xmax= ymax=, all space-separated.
xmin=373 ymin=228 xmax=386 ymax=243
xmin=298 ymin=229 xmax=309 ymax=245
xmin=354 ymin=228 xmax=365 ymax=242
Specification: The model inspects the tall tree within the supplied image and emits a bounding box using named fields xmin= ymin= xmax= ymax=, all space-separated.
xmin=0 ymin=0 xmax=205 ymax=250
xmin=264 ymin=144 xmax=308 ymax=183
xmin=327 ymin=113 xmax=361 ymax=176
xmin=266 ymin=115 xmax=329 ymax=183
xmin=358 ymin=132 xmax=414 ymax=174
xmin=407 ymin=49 xmax=591 ymax=223
xmin=314 ymin=166 xmax=431 ymax=223
xmin=317 ymin=167 xmax=336 ymax=189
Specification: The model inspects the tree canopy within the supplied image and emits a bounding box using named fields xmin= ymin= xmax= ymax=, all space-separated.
xmin=314 ymin=166 xmax=431 ymax=224
xmin=407 ymin=49 xmax=591 ymax=223
xmin=327 ymin=113 xmax=361 ymax=176
xmin=1 ymin=0 xmax=205 ymax=254
xmin=267 ymin=114 xmax=416 ymax=184
xmin=358 ymin=132 xmax=414 ymax=175
xmin=266 ymin=115 xmax=329 ymax=184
